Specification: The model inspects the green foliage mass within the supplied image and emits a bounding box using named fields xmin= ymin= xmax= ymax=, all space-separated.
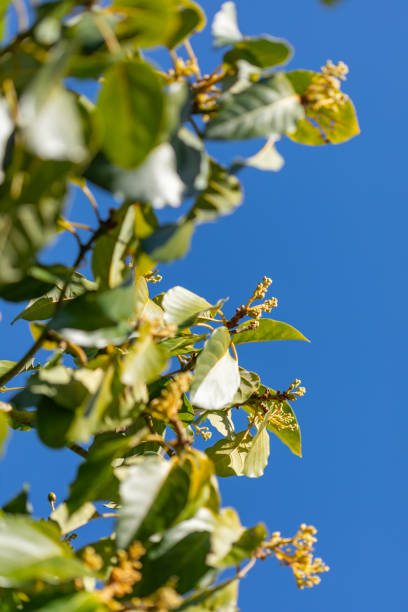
xmin=0 ymin=1 xmax=358 ymax=610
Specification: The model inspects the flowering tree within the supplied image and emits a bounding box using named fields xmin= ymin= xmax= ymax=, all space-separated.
xmin=0 ymin=1 xmax=359 ymax=610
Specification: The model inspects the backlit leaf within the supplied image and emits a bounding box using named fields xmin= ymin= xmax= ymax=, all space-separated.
xmin=212 ymin=2 xmax=242 ymax=48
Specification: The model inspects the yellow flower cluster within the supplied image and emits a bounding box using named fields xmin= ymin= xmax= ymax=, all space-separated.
xmin=150 ymin=372 xmax=193 ymax=421
xmin=304 ymin=60 xmax=349 ymax=112
xmin=98 ymin=542 xmax=146 ymax=608
xmin=264 ymin=524 xmax=329 ymax=589
xmin=269 ymin=404 xmax=298 ymax=431
xmin=130 ymin=586 xmax=183 ymax=611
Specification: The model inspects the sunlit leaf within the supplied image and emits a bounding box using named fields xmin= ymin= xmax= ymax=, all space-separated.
xmin=243 ymin=418 xmax=270 ymax=478
xmin=162 ymin=286 xmax=212 ymax=327
xmin=190 ymin=327 xmax=240 ymax=411
xmin=0 ymin=515 xmax=90 ymax=587
xmin=211 ymin=2 xmax=242 ymax=48
xmin=233 ymin=318 xmax=309 ymax=344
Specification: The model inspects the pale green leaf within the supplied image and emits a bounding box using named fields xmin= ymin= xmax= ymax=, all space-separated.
xmin=243 ymin=419 xmax=270 ymax=478
xmin=233 ymin=138 xmax=284 ymax=172
xmin=190 ymin=327 xmax=240 ymax=411
xmin=205 ymin=430 xmax=253 ymax=477
xmin=178 ymin=579 xmax=239 ymax=612
xmin=162 ymin=286 xmax=212 ymax=327
xmin=212 ymin=2 xmax=242 ymax=48
xmin=207 ymin=411 xmax=235 ymax=438
xmin=51 ymin=502 xmax=97 ymax=535
xmin=117 ymin=456 xmax=172 ymax=548
xmin=20 ymin=87 xmax=87 ymax=163
xmin=0 ymin=410 xmax=8 ymax=456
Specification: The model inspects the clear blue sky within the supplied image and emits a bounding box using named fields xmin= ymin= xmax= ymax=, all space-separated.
xmin=1 ymin=1 xmax=407 ymax=610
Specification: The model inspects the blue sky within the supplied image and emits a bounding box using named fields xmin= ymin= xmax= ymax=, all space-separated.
xmin=1 ymin=1 xmax=407 ymax=610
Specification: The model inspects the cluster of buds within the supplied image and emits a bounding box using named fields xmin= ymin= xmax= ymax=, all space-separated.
xmin=261 ymin=524 xmax=329 ymax=589
xmin=247 ymin=297 xmax=278 ymax=319
xmin=149 ymin=372 xmax=193 ymax=421
xmin=192 ymin=422 xmax=212 ymax=441
xmin=251 ymin=276 xmax=273 ymax=301
xmin=145 ymin=270 xmax=162 ymax=284
xmin=98 ymin=542 xmax=146 ymax=606
xmin=303 ymin=60 xmax=349 ymax=112
xmin=284 ymin=379 xmax=306 ymax=401
xmin=246 ymin=277 xmax=278 ymax=320
xmin=168 ymin=57 xmax=200 ymax=81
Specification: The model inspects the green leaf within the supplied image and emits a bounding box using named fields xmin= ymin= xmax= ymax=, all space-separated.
xmin=167 ymin=1 xmax=206 ymax=49
xmin=188 ymin=160 xmax=242 ymax=223
xmin=92 ymin=204 xmax=135 ymax=290
xmin=36 ymin=397 xmax=77 ymax=449
xmin=232 ymin=318 xmax=309 ymax=344
xmin=224 ymin=36 xmax=292 ymax=69
xmin=0 ymin=155 xmax=71 ymax=286
xmin=118 ymin=453 xmax=213 ymax=548
xmin=205 ymin=73 xmax=304 ymax=141
xmin=227 ymin=368 xmax=260 ymax=406
xmin=141 ymin=221 xmax=195 ymax=262
xmin=2 ymin=485 xmax=32 ymax=515
xmin=207 ymin=507 xmax=243 ymax=567
xmin=159 ymin=333 xmax=207 ymax=356
xmin=218 ymin=523 xmax=266 ymax=567
xmin=112 ymin=0 xmax=180 ymax=48
xmin=162 ymin=286 xmax=212 ymax=327
xmin=211 ymin=2 xmax=242 ymax=48
xmin=98 ymin=60 xmax=164 ymax=169
xmin=0 ymin=515 xmax=90 ymax=587
xmin=51 ymin=278 xmax=136 ymax=333
xmin=133 ymin=511 xmax=213 ymax=596
xmin=243 ymin=419 xmax=270 ymax=478
xmin=190 ymin=327 xmax=240 ymax=411
xmin=0 ymin=359 xmax=38 ymax=378
xmin=29 ymin=592 xmax=107 ymax=612
xmin=172 ymin=127 xmax=210 ymax=196
xmin=178 ymin=579 xmax=239 ymax=612
xmin=67 ymin=433 xmax=136 ymax=514
xmin=205 ymin=430 xmax=253 ymax=477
